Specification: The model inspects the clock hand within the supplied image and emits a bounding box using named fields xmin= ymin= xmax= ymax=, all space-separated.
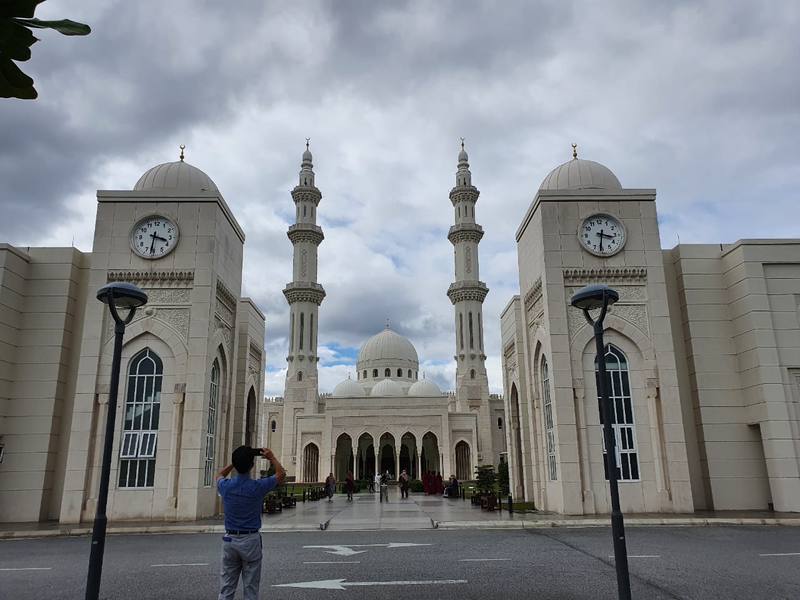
xmin=148 ymin=232 xmax=157 ymax=255
xmin=597 ymin=229 xmax=604 ymax=252
xmin=153 ymin=234 xmax=167 ymax=242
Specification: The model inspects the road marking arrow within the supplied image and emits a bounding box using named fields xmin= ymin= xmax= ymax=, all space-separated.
xmin=274 ymin=578 xmax=468 ymax=590
xmin=303 ymin=542 xmax=432 ymax=556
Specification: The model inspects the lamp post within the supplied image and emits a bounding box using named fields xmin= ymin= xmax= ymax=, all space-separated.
xmin=85 ymin=282 xmax=148 ymax=600
xmin=570 ymin=283 xmax=631 ymax=600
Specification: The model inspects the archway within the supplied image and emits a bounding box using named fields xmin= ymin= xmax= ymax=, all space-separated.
xmin=510 ymin=383 xmax=524 ymax=495
xmin=245 ymin=387 xmax=256 ymax=447
xmin=400 ymin=432 xmax=417 ymax=479
xmin=455 ymin=440 xmax=471 ymax=481
xmin=303 ymin=443 xmax=319 ymax=483
xmin=334 ymin=433 xmax=354 ymax=481
xmin=356 ymin=433 xmax=375 ymax=481
xmin=420 ymin=432 xmax=440 ymax=475
xmin=379 ymin=432 xmax=396 ymax=479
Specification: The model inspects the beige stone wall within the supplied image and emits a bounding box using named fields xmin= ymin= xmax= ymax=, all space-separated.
xmin=0 ymin=246 xmax=88 ymax=522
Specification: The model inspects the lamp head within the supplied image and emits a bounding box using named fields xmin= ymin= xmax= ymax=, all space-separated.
xmin=96 ymin=282 xmax=148 ymax=309
xmin=570 ymin=284 xmax=619 ymax=311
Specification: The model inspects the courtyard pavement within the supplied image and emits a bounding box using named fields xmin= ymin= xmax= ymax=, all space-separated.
xmin=1 ymin=487 xmax=798 ymax=539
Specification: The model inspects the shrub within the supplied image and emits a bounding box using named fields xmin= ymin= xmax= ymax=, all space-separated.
xmin=410 ymin=479 xmax=424 ymax=492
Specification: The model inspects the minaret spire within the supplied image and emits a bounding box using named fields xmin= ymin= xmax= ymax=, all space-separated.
xmin=447 ymin=140 xmax=489 ymax=413
xmin=283 ymin=141 xmax=325 ymax=385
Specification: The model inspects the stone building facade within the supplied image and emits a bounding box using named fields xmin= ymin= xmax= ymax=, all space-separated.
xmin=0 ymin=155 xmax=265 ymax=523
xmin=501 ymin=150 xmax=800 ymax=514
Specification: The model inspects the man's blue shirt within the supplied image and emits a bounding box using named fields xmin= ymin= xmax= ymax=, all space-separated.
xmin=217 ymin=473 xmax=278 ymax=531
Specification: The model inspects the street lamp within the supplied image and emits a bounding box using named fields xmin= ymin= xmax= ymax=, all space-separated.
xmin=85 ymin=282 xmax=148 ymax=600
xmin=570 ymin=283 xmax=631 ymax=600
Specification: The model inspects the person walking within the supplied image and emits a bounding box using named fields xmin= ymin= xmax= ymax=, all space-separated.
xmin=216 ymin=446 xmax=286 ymax=600
xmin=325 ymin=472 xmax=336 ymax=502
xmin=399 ymin=469 xmax=410 ymax=499
xmin=345 ymin=471 xmax=355 ymax=501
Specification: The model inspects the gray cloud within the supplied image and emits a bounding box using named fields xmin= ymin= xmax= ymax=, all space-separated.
xmin=2 ymin=0 xmax=798 ymax=395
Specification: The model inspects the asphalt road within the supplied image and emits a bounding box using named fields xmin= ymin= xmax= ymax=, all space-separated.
xmin=1 ymin=526 xmax=799 ymax=599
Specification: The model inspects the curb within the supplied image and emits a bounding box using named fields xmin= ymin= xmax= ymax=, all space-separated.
xmin=0 ymin=523 xmax=324 ymax=540
xmin=433 ymin=517 xmax=800 ymax=530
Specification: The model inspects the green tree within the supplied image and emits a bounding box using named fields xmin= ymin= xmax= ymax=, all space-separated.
xmin=1 ymin=0 xmax=90 ymax=100
xmin=474 ymin=464 xmax=496 ymax=495
xmin=497 ymin=458 xmax=509 ymax=496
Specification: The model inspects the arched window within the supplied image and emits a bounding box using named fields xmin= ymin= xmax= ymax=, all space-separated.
xmin=364 ymin=370 xmax=368 ymax=379
xmin=415 ymin=370 xmax=418 ymax=379
xmin=119 ymin=348 xmax=162 ymax=488
xmin=542 ymin=358 xmax=557 ymax=481
xmin=470 ymin=369 xmax=476 ymax=379
xmin=289 ymin=313 xmax=295 ymax=352
xmin=598 ymin=345 xmax=639 ymax=481
xmin=299 ymin=313 xmax=305 ymax=350
xmin=469 ymin=312 xmax=474 ymax=349
xmin=459 ymin=313 xmax=464 ymax=350
xmin=455 ymin=441 xmax=471 ymax=480
xmin=203 ymin=359 xmax=220 ymax=486
xmin=457 ymin=206 xmax=461 ymax=218
xmin=309 ymin=314 xmax=314 ymax=352
xmin=298 ymin=371 xmax=303 ymax=382
xmin=384 ymin=368 xmax=391 ymax=377
xmin=478 ymin=313 xmax=483 ymax=351
xmin=407 ymin=369 xmax=412 ymax=378
xmin=497 ymin=417 xmax=503 ymax=430
xmin=303 ymin=204 xmax=307 ymax=217
xmin=373 ymin=369 xmax=378 ymax=378
xmin=271 ymin=420 xmax=277 ymax=433
xmin=303 ymin=443 xmax=319 ymax=483
xmin=397 ymin=368 xmax=403 ymax=377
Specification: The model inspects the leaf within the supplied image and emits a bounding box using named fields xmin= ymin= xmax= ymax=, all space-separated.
xmin=13 ymin=17 xmax=90 ymax=35
xmin=0 ymin=54 xmax=33 ymax=87
xmin=0 ymin=57 xmax=36 ymax=98
xmin=0 ymin=0 xmax=44 ymax=19
xmin=0 ymin=19 xmax=38 ymax=60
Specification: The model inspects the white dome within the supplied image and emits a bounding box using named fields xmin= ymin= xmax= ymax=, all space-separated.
xmin=357 ymin=328 xmax=419 ymax=367
xmin=539 ymin=158 xmax=621 ymax=192
xmin=370 ymin=378 xmax=405 ymax=397
xmin=332 ymin=378 xmax=366 ymax=398
xmin=408 ymin=379 xmax=442 ymax=397
xmin=134 ymin=160 xmax=219 ymax=193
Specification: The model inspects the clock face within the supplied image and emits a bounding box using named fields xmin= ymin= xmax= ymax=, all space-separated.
xmin=578 ymin=213 xmax=626 ymax=257
xmin=130 ymin=216 xmax=179 ymax=259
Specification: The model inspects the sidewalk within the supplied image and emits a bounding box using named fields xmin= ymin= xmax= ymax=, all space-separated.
xmin=2 ymin=489 xmax=798 ymax=539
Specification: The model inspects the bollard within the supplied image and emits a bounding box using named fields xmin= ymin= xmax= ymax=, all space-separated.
xmin=461 ymin=486 xmax=465 ymax=501
xmin=498 ymin=494 xmax=502 ymax=512
xmin=508 ymin=495 xmax=513 ymax=514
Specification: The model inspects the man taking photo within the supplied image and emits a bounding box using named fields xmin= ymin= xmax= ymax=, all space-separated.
xmin=216 ymin=446 xmax=286 ymax=600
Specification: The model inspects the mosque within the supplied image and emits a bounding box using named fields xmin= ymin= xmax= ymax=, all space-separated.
xmin=262 ymin=143 xmax=507 ymax=485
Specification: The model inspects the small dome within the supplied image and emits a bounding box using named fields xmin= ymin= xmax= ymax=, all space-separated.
xmin=539 ymin=158 xmax=621 ymax=192
xmin=357 ymin=328 xmax=419 ymax=366
xmin=408 ymin=379 xmax=442 ymax=397
xmin=134 ymin=160 xmax=218 ymax=193
xmin=370 ymin=378 xmax=405 ymax=397
xmin=332 ymin=378 xmax=366 ymax=398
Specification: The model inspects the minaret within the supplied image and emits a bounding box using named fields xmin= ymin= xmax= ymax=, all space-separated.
xmin=283 ymin=141 xmax=325 ymax=410
xmin=447 ymin=140 xmax=490 ymax=412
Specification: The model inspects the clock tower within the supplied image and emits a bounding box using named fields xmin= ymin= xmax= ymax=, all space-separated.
xmin=506 ymin=146 xmax=693 ymax=516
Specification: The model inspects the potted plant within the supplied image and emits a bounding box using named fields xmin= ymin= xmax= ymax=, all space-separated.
xmin=474 ymin=465 xmax=497 ymax=511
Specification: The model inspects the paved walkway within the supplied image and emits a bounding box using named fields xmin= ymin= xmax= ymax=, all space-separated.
xmin=2 ymin=489 xmax=798 ymax=539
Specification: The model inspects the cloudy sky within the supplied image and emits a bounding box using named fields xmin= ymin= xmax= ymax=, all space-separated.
xmin=2 ymin=1 xmax=798 ymax=396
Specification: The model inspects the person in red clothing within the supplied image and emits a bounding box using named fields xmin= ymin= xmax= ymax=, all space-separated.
xmin=435 ymin=472 xmax=444 ymax=494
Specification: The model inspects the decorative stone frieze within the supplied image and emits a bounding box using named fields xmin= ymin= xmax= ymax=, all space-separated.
xmin=448 ymin=185 xmax=479 ymax=205
xmin=562 ymin=267 xmax=647 ymax=283
xmin=290 ymin=186 xmax=322 ymax=205
xmin=283 ymin=282 xmax=326 ymax=305
xmin=446 ymin=280 xmax=489 ymax=304
xmin=215 ymin=279 xmax=236 ymax=328
xmin=447 ymin=223 xmax=484 ymax=244
xmin=107 ymin=269 xmax=194 ymax=286
xmin=143 ymin=288 xmax=190 ymax=305
xmin=287 ymin=223 xmax=324 ymax=246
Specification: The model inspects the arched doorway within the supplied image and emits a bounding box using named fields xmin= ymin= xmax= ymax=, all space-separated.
xmin=379 ymin=432 xmax=396 ymax=479
xmin=303 ymin=443 xmax=319 ymax=483
xmin=334 ymin=433 xmax=354 ymax=481
xmin=455 ymin=440 xmax=471 ymax=480
xmin=245 ymin=387 xmax=256 ymax=447
xmin=400 ymin=432 xmax=417 ymax=479
xmin=510 ymin=383 xmax=524 ymax=496
xmin=356 ymin=433 xmax=375 ymax=481
xmin=420 ymin=432 xmax=440 ymax=475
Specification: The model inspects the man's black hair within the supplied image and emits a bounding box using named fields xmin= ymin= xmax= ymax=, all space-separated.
xmin=232 ymin=445 xmax=259 ymax=473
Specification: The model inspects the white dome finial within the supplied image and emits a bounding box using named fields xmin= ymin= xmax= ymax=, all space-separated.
xmin=455 ymin=138 xmax=472 ymax=187
xmin=299 ymin=139 xmax=315 ymax=186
